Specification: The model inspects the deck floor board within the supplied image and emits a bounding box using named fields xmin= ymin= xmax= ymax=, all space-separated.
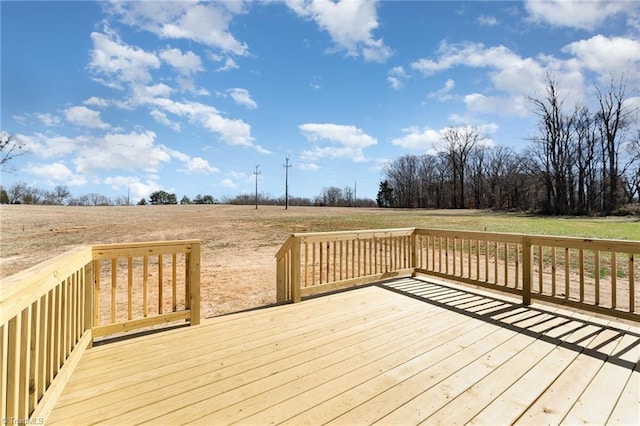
xmin=46 ymin=277 xmax=640 ymax=426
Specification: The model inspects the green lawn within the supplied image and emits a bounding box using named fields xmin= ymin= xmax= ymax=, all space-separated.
xmin=268 ymin=209 xmax=640 ymax=241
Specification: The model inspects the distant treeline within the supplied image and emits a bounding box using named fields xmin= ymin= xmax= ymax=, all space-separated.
xmin=0 ymin=184 xmax=376 ymax=208
xmin=378 ymin=76 xmax=640 ymax=216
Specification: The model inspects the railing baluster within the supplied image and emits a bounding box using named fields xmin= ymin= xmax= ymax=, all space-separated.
xmin=143 ymin=256 xmax=149 ymax=317
xmin=579 ymin=249 xmax=585 ymax=302
xmin=595 ymin=250 xmax=600 ymax=306
xmin=332 ymin=241 xmax=337 ymax=282
xmin=629 ymin=253 xmax=635 ymax=313
xmin=304 ymin=242 xmax=309 ymax=287
xmin=172 ymin=253 xmax=177 ymax=312
xmin=476 ymin=240 xmax=480 ymax=280
xmin=158 ymin=254 xmax=164 ymax=315
xmin=564 ymin=247 xmax=570 ymax=299
xmin=504 ymin=243 xmax=509 ymax=288
xmin=537 ymin=245 xmax=543 ymax=293
xmin=19 ymin=307 xmax=30 ymax=419
xmin=611 ymin=251 xmax=617 ymax=309
xmin=551 ymin=246 xmax=556 ymax=296
xmin=312 ymin=242 xmax=317 ymax=286
xmin=515 ymin=244 xmax=520 ymax=289
xmin=128 ymin=257 xmax=133 ymax=320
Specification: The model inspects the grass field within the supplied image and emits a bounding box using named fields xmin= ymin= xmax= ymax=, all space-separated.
xmin=1 ymin=204 xmax=638 ymax=316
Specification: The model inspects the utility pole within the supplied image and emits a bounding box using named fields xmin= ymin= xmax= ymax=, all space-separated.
xmin=354 ymin=181 xmax=357 ymax=207
xmin=253 ymin=164 xmax=261 ymax=209
xmin=284 ymin=157 xmax=292 ymax=209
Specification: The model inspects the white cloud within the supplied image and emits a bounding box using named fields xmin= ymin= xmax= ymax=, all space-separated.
xmin=463 ymin=93 xmax=529 ymax=116
xmin=298 ymin=162 xmax=319 ymax=171
xmin=106 ymin=1 xmax=249 ymax=55
xmin=299 ymin=123 xmax=377 ymax=162
xmin=392 ymin=124 xmax=496 ymax=152
xmin=387 ymin=66 xmax=407 ymax=90
xmin=24 ymin=162 xmax=87 ymax=186
xmin=428 ymin=78 xmax=456 ymax=100
xmin=220 ymin=178 xmax=236 ymax=188
xmin=150 ymin=109 xmax=181 ymax=131
xmin=64 ymin=106 xmax=110 ymax=129
xmin=286 ymin=0 xmax=392 ymax=62
xmin=18 ymin=133 xmax=79 ymax=158
xmin=562 ymin=35 xmax=640 ymax=82
xmin=36 ymin=113 xmax=61 ymax=127
xmin=104 ymin=175 xmax=163 ymax=200
xmin=179 ymin=157 xmax=219 ymax=174
xmin=73 ymin=130 xmax=172 ymax=174
xmin=476 ymin=15 xmax=499 ymax=26
xmin=216 ymin=57 xmax=239 ymax=72
xmin=524 ymin=0 xmax=639 ymax=30
xmin=409 ymin=41 xmax=593 ymax=115
xmin=411 ymin=42 xmax=542 ymax=91
xmin=89 ymin=31 xmax=160 ymax=84
xmin=84 ymin=96 xmax=109 ymax=107
xmin=160 ymin=47 xmax=203 ymax=75
xmin=148 ymin=97 xmax=267 ymax=151
xmin=130 ymin=83 xmax=175 ymax=106
xmin=227 ymin=88 xmax=257 ymax=109
xmin=391 ymin=126 xmax=443 ymax=151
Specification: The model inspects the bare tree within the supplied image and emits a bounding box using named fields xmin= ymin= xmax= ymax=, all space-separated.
xmin=320 ymin=187 xmax=343 ymax=206
xmin=528 ymin=75 xmax=576 ymax=214
xmin=0 ymin=133 xmax=25 ymax=170
xmin=52 ymin=185 xmax=71 ymax=205
xmin=595 ymin=76 xmax=633 ymax=213
xmin=384 ymin=155 xmax=420 ymax=208
xmin=441 ymin=126 xmax=484 ymax=208
xmin=622 ymin=129 xmax=640 ymax=203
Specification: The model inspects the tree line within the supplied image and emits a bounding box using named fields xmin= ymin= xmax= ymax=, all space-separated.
xmin=0 ymin=184 xmax=376 ymax=207
xmin=378 ymin=76 xmax=639 ymax=215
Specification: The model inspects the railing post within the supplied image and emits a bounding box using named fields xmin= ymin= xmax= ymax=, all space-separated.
xmin=411 ymin=229 xmax=417 ymax=275
xmin=291 ymin=236 xmax=301 ymax=303
xmin=84 ymin=260 xmax=94 ymax=347
xmin=522 ymin=237 xmax=532 ymax=306
xmin=189 ymin=242 xmax=201 ymax=326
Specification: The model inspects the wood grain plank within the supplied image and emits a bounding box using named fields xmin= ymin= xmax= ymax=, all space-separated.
xmin=562 ymin=330 xmax=639 ymax=425
xmin=517 ymin=323 xmax=633 ymax=425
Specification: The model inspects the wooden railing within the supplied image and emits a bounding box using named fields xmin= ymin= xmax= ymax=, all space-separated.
xmin=91 ymin=240 xmax=200 ymax=338
xmin=0 ymin=240 xmax=200 ymax=423
xmin=276 ymin=229 xmax=416 ymax=302
xmin=276 ymin=228 xmax=640 ymax=322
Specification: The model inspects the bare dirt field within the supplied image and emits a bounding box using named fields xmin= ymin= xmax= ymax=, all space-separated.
xmin=2 ymin=204 xmax=638 ymax=318
xmin=0 ymin=204 xmax=447 ymax=317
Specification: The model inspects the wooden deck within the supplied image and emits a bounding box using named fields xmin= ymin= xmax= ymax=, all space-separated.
xmin=46 ymin=277 xmax=639 ymax=425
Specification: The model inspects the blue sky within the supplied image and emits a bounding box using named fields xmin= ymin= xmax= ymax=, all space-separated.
xmin=2 ymin=0 xmax=639 ymax=202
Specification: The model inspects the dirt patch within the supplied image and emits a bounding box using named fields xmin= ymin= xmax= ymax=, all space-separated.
xmin=0 ymin=204 xmax=408 ymax=317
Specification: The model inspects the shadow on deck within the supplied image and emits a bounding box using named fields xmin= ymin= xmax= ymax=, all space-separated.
xmin=47 ymin=277 xmax=639 ymax=425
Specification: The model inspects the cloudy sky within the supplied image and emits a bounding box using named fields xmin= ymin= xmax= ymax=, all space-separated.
xmin=2 ymin=0 xmax=639 ymax=202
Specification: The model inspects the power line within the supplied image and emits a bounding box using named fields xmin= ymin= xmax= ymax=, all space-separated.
xmin=253 ymin=164 xmax=261 ymax=209
xmin=284 ymin=157 xmax=292 ymax=210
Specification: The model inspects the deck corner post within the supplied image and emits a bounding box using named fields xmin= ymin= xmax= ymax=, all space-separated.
xmin=189 ymin=241 xmax=201 ymax=326
xmin=410 ymin=229 xmax=418 ymax=276
xmin=84 ymin=257 xmax=94 ymax=347
xmin=522 ymin=237 xmax=532 ymax=306
xmin=291 ymin=236 xmax=301 ymax=303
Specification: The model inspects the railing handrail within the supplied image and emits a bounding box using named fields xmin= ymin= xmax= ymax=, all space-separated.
xmin=92 ymin=239 xmax=201 ymax=258
xmin=292 ymin=227 xmax=415 ymax=239
xmin=0 ymin=245 xmax=93 ymax=325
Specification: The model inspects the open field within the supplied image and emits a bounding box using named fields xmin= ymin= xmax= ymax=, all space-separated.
xmin=1 ymin=204 xmax=639 ymax=317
